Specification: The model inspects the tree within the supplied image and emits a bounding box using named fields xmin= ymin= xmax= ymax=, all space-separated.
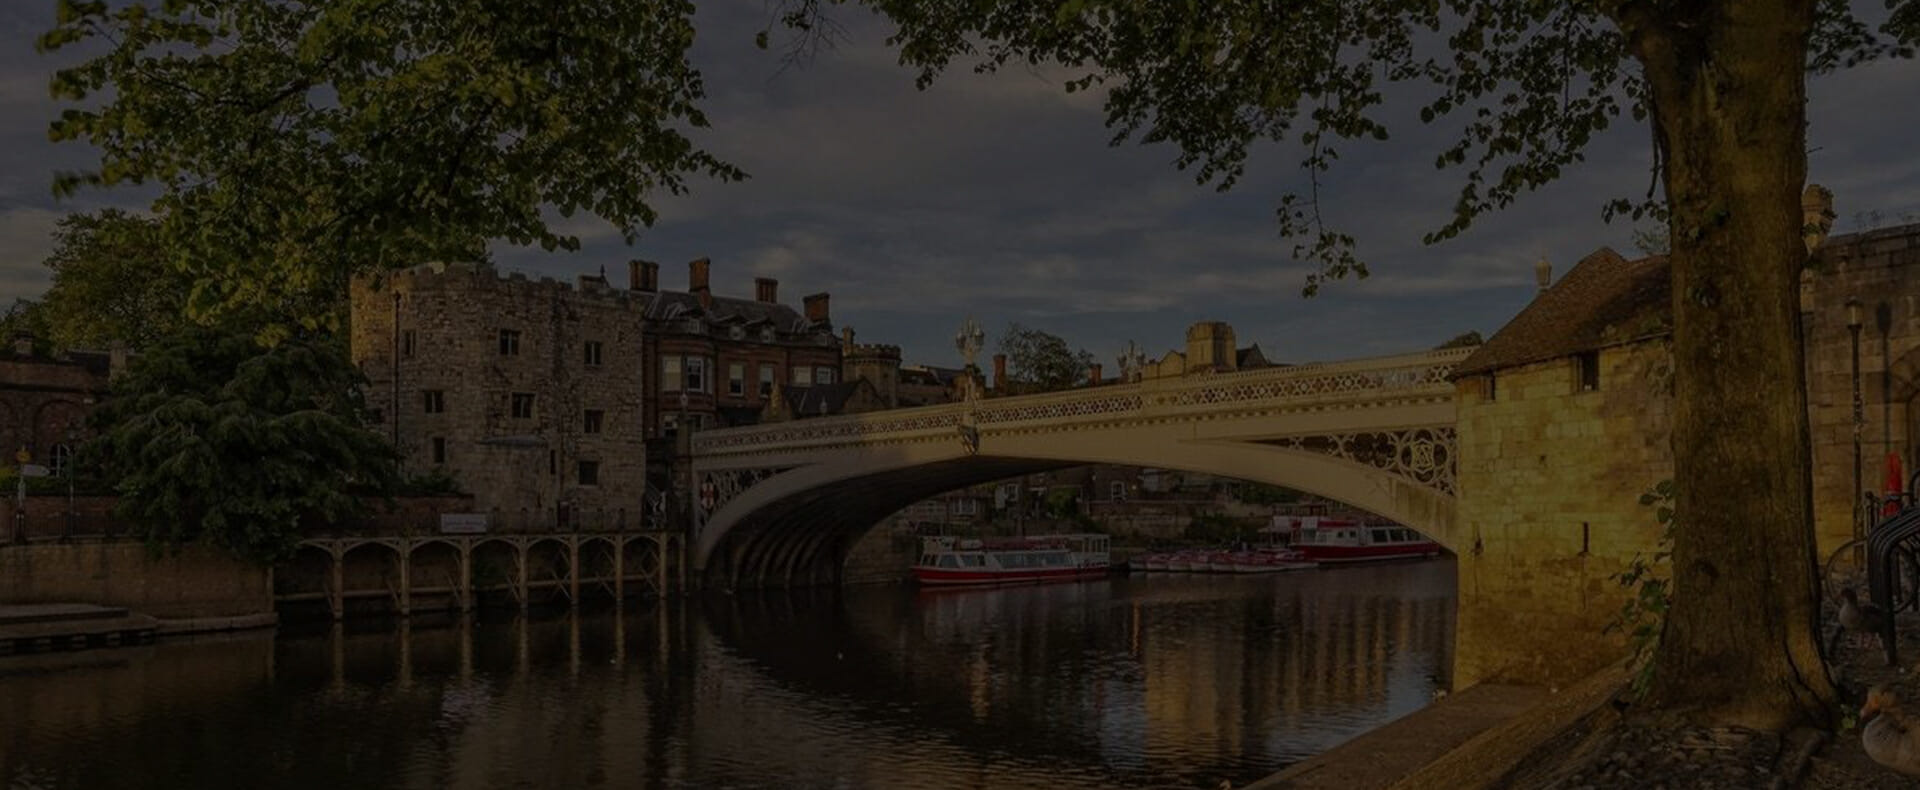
xmin=0 ymin=298 xmax=52 ymax=354
xmin=998 ymin=322 xmax=1096 ymax=393
xmin=88 ymin=324 xmax=399 ymax=563
xmin=775 ymin=0 xmax=1920 ymax=727
xmin=31 ymin=210 xmax=191 ymax=350
xmin=1434 ymin=331 xmax=1484 ymax=350
xmin=41 ymin=0 xmax=742 ymax=335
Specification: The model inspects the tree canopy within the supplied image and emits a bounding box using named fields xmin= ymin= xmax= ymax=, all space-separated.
xmin=997 ymin=322 xmax=1096 ymax=393
xmin=41 ymin=0 xmax=742 ymax=335
xmin=27 ymin=209 xmax=191 ymax=350
xmin=88 ymin=324 xmax=399 ymax=563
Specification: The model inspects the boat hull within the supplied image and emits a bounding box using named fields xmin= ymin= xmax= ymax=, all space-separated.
xmin=911 ymin=565 xmax=1111 ymax=586
xmin=1294 ymin=543 xmax=1441 ymax=563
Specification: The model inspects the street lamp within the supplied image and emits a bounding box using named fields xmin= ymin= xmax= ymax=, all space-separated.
xmin=955 ymin=317 xmax=985 ymax=399
xmin=1849 ymin=299 xmax=1865 ymax=540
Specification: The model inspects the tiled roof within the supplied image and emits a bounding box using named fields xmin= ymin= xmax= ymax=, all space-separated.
xmin=1454 ymin=247 xmax=1671 ymax=377
xmin=783 ymin=381 xmax=871 ymax=416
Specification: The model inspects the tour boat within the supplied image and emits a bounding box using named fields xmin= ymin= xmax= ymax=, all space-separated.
xmin=912 ymin=534 xmax=1112 ymax=586
xmin=1284 ymin=516 xmax=1442 ymax=563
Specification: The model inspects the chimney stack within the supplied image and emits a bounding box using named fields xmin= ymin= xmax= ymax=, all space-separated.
xmin=803 ymin=293 xmax=831 ymax=324
xmin=1803 ymin=183 xmax=1835 ymax=253
xmin=992 ymin=353 xmax=1008 ymax=393
xmin=1534 ymin=257 xmax=1552 ymax=293
xmin=755 ymin=277 xmax=779 ymax=304
xmin=1089 ymin=363 xmax=1103 ymax=387
xmin=841 ymin=326 xmax=855 ymax=349
xmin=628 ymin=260 xmax=660 ymax=293
xmin=689 ymin=258 xmax=711 ymax=308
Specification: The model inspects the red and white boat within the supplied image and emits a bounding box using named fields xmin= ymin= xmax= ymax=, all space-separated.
xmin=1283 ymin=516 xmax=1442 ymax=563
xmin=912 ymin=534 xmax=1112 ymax=586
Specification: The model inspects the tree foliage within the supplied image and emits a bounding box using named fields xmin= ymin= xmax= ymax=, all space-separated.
xmin=88 ymin=324 xmax=399 ymax=563
xmin=1434 ymin=330 xmax=1483 ymax=350
xmin=30 ymin=210 xmax=192 ymax=350
xmin=41 ymin=0 xmax=742 ymax=335
xmin=997 ymin=322 xmax=1095 ymax=393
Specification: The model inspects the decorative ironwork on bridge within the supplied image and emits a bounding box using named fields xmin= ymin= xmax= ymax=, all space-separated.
xmin=1260 ymin=427 xmax=1457 ymax=496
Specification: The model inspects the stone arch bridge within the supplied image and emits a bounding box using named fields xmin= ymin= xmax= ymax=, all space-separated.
xmin=691 ymin=347 xmax=1472 ymax=588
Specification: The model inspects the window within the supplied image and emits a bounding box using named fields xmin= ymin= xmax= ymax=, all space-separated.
xmin=584 ymin=409 xmax=604 ymax=434
xmin=759 ymin=363 xmax=776 ymax=398
xmin=1110 ymin=480 xmax=1127 ymax=502
xmin=1486 ymin=374 xmax=1498 ymax=402
xmin=813 ymin=366 xmax=835 ymax=385
xmin=549 ymin=449 xmax=556 ymax=474
xmin=954 ymin=498 xmax=977 ymax=516
xmin=431 ymin=437 xmax=446 ymax=464
xmin=584 ymin=340 xmax=604 ymax=367
xmin=662 ymin=356 xmax=682 ymax=391
xmin=402 ymin=330 xmax=417 ymax=358
xmin=511 ymin=392 xmax=535 ymax=419
xmin=578 ymin=460 xmax=600 ymax=486
xmin=422 ymin=389 xmax=445 ymax=414
xmin=498 ymin=329 xmax=521 ymax=356
xmin=792 ymin=365 xmax=808 ymax=385
xmin=662 ymin=413 xmax=680 ymax=438
xmin=728 ymin=362 xmax=745 ymax=396
xmin=51 ymin=444 xmax=72 ymax=477
xmin=686 ymin=356 xmax=708 ymax=393
xmin=1576 ymin=350 xmax=1600 ymax=392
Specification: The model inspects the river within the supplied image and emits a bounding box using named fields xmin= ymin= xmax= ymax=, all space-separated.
xmin=0 ymin=560 xmax=1453 ymax=790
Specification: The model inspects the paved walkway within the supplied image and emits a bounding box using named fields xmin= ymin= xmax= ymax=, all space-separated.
xmin=1245 ymin=684 xmax=1549 ymax=790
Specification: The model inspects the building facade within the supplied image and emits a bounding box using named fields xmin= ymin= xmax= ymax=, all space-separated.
xmin=350 ymin=264 xmax=649 ymax=519
xmin=1 ymin=338 xmax=121 ymax=476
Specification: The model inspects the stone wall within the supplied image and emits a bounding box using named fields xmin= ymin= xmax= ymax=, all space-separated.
xmin=1801 ymin=225 xmax=1920 ymax=558
xmin=351 ymin=265 xmax=647 ymax=518
xmin=0 ymin=542 xmax=272 ymax=620
xmin=1452 ymin=338 xmax=1673 ymax=688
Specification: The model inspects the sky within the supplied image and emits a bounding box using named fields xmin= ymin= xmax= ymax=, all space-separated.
xmin=4 ymin=3 xmax=1920 ymax=369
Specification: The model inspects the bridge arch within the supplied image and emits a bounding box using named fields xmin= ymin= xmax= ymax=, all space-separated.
xmin=691 ymin=348 xmax=1472 ymax=589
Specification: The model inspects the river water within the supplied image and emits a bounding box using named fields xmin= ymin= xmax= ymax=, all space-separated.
xmin=1 ymin=560 xmax=1453 ymax=790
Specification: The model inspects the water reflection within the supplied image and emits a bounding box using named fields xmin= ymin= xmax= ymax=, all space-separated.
xmin=0 ymin=561 xmax=1452 ymax=790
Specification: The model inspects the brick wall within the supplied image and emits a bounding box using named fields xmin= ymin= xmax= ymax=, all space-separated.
xmin=1452 ymin=339 xmax=1673 ymax=688
xmin=0 ymin=542 xmax=271 ymax=619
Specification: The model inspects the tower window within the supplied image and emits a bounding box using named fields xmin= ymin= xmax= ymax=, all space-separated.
xmin=1576 ymin=351 xmax=1600 ymax=392
xmin=498 ymin=329 xmax=521 ymax=356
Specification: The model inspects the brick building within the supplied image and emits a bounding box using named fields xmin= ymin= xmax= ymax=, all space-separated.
xmin=1 ymin=338 xmax=122 ymax=475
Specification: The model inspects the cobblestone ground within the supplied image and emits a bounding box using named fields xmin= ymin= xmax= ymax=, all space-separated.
xmin=1531 ymin=577 xmax=1920 ymax=789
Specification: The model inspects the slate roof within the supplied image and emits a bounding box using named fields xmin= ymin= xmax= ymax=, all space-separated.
xmin=1236 ymin=344 xmax=1269 ymax=369
xmin=1454 ymin=247 xmax=1671 ymax=377
xmin=783 ymin=381 xmax=872 ymax=416
xmin=640 ymin=291 xmax=816 ymax=333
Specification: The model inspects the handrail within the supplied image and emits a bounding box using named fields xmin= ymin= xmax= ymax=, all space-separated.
xmin=693 ymin=347 xmax=1467 ymax=455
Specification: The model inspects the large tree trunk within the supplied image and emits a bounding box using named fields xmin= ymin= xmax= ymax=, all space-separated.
xmin=1623 ymin=2 xmax=1835 ymax=728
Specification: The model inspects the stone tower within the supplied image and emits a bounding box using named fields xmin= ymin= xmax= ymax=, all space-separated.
xmin=840 ymin=327 xmax=902 ymax=409
xmin=1184 ymin=321 xmax=1238 ymax=374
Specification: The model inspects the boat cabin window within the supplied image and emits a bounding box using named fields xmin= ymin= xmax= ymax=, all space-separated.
xmin=939 ymin=555 xmax=960 ymax=569
xmin=962 ymin=554 xmax=987 ymax=568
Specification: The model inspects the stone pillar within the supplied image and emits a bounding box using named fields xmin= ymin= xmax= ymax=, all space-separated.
xmin=396 ymin=547 xmax=411 ymax=617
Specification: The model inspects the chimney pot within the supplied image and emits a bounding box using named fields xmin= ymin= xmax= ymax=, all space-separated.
xmin=755 ymin=277 xmax=779 ymax=304
xmin=1534 ymin=257 xmax=1552 ymax=292
xmin=992 ymin=353 xmax=1008 ymax=393
xmin=1089 ymin=363 xmax=1103 ymax=387
xmin=689 ymin=257 xmax=712 ymax=308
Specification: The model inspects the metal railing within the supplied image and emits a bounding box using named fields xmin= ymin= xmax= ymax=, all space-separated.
xmin=1863 ymin=469 xmax=1920 ymax=665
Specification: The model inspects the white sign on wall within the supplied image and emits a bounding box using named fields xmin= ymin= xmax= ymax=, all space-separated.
xmin=439 ymin=513 xmax=489 ymax=534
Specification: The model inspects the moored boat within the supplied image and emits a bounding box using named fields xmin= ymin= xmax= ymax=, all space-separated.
xmin=1284 ymin=516 xmax=1441 ymax=563
xmin=912 ymin=534 xmax=1112 ymax=586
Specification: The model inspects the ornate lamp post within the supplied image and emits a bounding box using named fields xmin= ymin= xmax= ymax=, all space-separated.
xmin=1117 ymin=340 xmax=1147 ymax=383
xmin=1849 ymin=299 xmax=1865 ymax=539
xmin=955 ymin=317 xmax=985 ymax=402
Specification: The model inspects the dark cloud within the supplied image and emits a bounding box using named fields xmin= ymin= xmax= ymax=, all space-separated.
xmin=3 ymin=1 xmax=1916 ymax=367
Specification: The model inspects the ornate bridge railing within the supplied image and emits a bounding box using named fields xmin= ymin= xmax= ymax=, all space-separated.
xmin=693 ymin=347 xmax=1470 ymax=460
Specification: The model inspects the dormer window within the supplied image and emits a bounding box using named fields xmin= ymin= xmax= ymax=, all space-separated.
xmin=761 ymin=327 xmax=776 ymax=342
xmin=729 ymin=325 xmax=746 ymax=340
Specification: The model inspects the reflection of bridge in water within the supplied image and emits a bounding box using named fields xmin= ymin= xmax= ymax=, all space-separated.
xmin=692 ymin=348 xmax=1471 ymax=588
